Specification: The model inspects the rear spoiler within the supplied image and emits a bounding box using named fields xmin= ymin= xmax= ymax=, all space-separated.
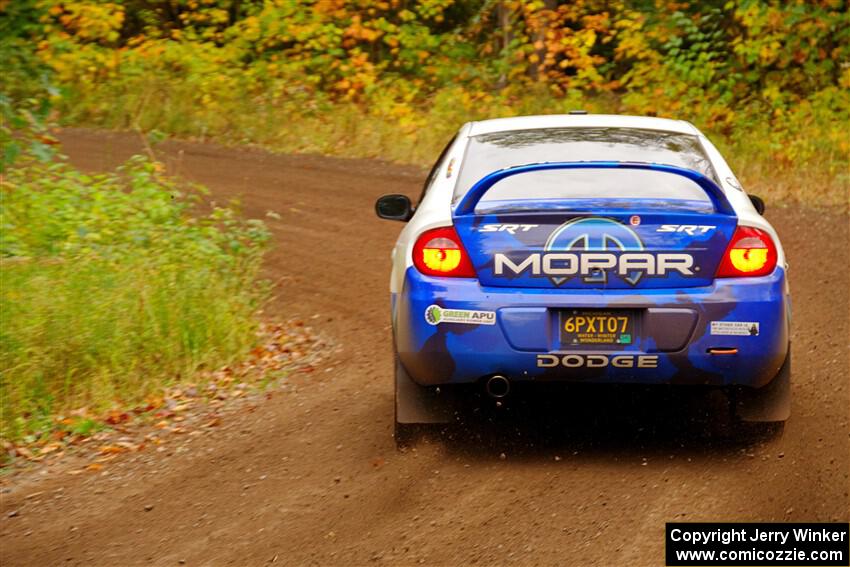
xmin=454 ymin=161 xmax=735 ymax=216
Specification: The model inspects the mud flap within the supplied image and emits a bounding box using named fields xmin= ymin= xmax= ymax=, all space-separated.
xmin=395 ymin=357 xmax=455 ymax=425
xmin=734 ymin=352 xmax=791 ymax=423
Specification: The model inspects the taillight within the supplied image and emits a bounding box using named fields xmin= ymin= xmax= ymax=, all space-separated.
xmin=716 ymin=226 xmax=778 ymax=278
xmin=412 ymin=226 xmax=476 ymax=278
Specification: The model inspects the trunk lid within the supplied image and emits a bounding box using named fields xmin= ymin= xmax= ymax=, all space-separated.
xmin=451 ymin=162 xmax=738 ymax=290
xmin=454 ymin=209 xmax=737 ymax=289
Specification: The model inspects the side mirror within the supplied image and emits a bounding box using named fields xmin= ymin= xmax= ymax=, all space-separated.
xmin=749 ymin=194 xmax=766 ymax=215
xmin=375 ymin=194 xmax=413 ymax=221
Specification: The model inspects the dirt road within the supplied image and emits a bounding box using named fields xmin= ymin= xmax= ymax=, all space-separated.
xmin=2 ymin=129 xmax=848 ymax=566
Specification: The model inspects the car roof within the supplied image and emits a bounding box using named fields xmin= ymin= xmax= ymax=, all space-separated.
xmin=466 ymin=114 xmax=701 ymax=137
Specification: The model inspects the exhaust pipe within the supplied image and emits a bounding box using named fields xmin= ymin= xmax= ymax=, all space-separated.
xmin=485 ymin=375 xmax=511 ymax=399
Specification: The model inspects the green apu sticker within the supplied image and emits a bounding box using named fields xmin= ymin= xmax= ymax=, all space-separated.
xmin=425 ymin=305 xmax=496 ymax=326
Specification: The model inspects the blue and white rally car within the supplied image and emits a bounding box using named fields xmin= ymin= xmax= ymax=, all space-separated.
xmin=376 ymin=114 xmax=790 ymax=443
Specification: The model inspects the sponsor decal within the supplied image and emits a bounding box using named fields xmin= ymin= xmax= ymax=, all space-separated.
xmin=711 ymin=321 xmax=760 ymax=336
xmin=493 ymin=217 xmax=695 ymax=286
xmin=657 ymin=224 xmax=716 ymax=235
xmin=425 ymin=304 xmax=496 ymax=326
xmin=536 ymin=354 xmax=659 ymax=368
xmin=477 ymin=223 xmax=538 ymax=234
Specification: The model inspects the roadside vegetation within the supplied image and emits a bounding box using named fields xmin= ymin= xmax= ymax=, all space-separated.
xmin=0 ymin=147 xmax=271 ymax=442
xmin=3 ymin=0 xmax=848 ymax=205
xmin=1 ymin=4 xmax=276 ymax=447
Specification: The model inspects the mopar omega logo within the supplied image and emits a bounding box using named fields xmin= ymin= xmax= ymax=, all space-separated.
xmin=544 ymin=218 xmax=645 ymax=285
xmin=493 ymin=217 xmax=695 ymax=286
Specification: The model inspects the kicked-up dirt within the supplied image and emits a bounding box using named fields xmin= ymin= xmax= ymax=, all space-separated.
xmin=1 ymin=128 xmax=847 ymax=566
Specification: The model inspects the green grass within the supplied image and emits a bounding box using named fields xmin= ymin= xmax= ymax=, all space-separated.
xmin=0 ymin=156 xmax=270 ymax=441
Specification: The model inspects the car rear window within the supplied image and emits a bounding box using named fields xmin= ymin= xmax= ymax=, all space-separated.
xmin=475 ymin=169 xmax=714 ymax=213
xmin=453 ymin=127 xmax=717 ymax=204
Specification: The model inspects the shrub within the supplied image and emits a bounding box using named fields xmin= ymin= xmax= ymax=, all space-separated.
xmin=0 ymin=156 xmax=270 ymax=440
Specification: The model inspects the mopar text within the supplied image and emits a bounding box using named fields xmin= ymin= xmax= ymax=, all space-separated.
xmin=494 ymin=252 xmax=695 ymax=279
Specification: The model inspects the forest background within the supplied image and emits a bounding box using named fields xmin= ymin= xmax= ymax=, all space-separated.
xmin=2 ymin=0 xmax=848 ymax=203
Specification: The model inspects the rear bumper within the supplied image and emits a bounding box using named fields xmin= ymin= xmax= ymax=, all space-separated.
xmin=393 ymin=267 xmax=790 ymax=388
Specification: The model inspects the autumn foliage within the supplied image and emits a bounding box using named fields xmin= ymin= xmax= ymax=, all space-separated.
xmin=2 ymin=0 xmax=847 ymax=202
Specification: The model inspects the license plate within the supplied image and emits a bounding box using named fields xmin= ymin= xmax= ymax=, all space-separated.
xmin=560 ymin=310 xmax=634 ymax=346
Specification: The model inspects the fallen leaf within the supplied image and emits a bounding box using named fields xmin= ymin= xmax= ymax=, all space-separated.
xmin=105 ymin=411 xmax=130 ymax=425
xmin=51 ymin=429 xmax=69 ymax=441
xmin=15 ymin=446 xmax=34 ymax=459
xmin=39 ymin=443 xmax=62 ymax=455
